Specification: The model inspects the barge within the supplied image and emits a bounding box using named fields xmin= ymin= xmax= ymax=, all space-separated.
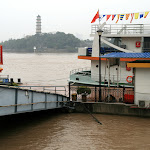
xmin=68 ymin=13 xmax=150 ymax=114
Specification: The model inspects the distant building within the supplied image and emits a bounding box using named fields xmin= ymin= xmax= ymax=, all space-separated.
xmin=36 ymin=15 xmax=41 ymax=34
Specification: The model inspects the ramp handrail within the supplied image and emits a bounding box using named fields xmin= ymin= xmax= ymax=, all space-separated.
xmin=15 ymin=86 xmax=67 ymax=96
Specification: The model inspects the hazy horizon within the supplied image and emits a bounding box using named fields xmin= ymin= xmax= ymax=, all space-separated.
xmin=0 ymin=0 xmax=150 ymax=42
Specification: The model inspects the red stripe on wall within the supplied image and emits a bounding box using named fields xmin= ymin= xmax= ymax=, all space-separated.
xmin=0 ymin=45 xmax=3 ymax=65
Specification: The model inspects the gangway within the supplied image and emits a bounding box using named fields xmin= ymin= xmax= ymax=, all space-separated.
xmin=0 ymin=85 xmax=69 ymax=116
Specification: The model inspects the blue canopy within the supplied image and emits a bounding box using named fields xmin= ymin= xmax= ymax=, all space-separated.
xmin=101 ymin=52 xmax=150 ymax=58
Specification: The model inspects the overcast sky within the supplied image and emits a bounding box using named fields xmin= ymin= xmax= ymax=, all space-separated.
xmin=0 ymin=0 xmax=150 ymax=41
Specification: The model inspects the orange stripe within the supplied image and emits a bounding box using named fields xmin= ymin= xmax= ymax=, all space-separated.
xmin=78 ymin=56 xmax=150 ymax=61
xmin=127 ymin=63 xmax=150 ymax=68
xmin=78 ymin=56 xmax=106 ymax=60
xmin=120 ymin=58 xmax=150 ymax=61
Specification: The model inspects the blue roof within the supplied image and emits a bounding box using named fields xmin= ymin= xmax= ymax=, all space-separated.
xmin=101 ymin=52 xmax=150 ymax=58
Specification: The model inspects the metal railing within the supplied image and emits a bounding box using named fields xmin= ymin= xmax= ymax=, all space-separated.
xmin=70 ymin=68 xmax=134 ymax=85
xmin=95 ymin=74 xmax=134 ymax=84
xmin=87 ymin=48 xmax=92 ymax=56
xmin=0 ymin=75 xmax=9 ymax=83
xmin=91 ymin=24 xmax=150 ymax=35
xmin=70 ymin=67 xmax=91 ymax=75
xmin=0 ymin=75 xmax=9 ymax=79
xmin=100 ymin=47 xmax=118 ymax=54
xmin=143 ymin=42 xmax=150 ymax=51
xmin=70 ymin=85 xmax=134 ymax=103
xmin=15 ymin=86 xmax=68 ymax=96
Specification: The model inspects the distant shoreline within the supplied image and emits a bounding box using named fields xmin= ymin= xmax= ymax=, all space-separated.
xmin=3 ymin=48 xmax=78 ymax=53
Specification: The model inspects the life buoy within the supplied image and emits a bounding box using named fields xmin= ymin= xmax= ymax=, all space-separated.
xmin=126 ymin=76 xmax=132 ymax=83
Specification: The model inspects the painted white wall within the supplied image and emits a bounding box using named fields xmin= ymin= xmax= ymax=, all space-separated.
xmin=92 ymin=34 xmax=143 ymax=56
xmin=91 ymin=60 xmax=106 ymax=82
xmin=91 ymin=33 xmax=142 ymax=57
xmin=92 ymin=33 xmax=99 ymax=57
xmin=91 ymin=60 xmax=133 ymax=83
xmin=122 ymin=37 xmax=142 ymax=52
xmin=78 ymin=47 xmax=87 ymax=56
xmin=120 ymin=61 xmax=133 ymax=83
xmin=134 ymin=68 xmax=150 ymax=105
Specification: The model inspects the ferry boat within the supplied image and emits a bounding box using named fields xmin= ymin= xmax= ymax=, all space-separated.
xmin=69 ymin=22 xmax=150 ymax=106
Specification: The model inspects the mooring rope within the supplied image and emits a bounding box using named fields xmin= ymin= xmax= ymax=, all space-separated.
xmin=82 ymin=103 xmax=102 ymax=125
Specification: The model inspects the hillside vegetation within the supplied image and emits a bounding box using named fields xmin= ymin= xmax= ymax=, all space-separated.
xmin=1 ymin=32 xmax=92 ymax=53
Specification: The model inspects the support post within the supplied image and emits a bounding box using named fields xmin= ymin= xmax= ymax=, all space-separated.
xmin=45 ymin=93 xmax=47 ymax=109
xmin=117 ymin=58 xmax=119 ymax=88
xmin=15 ymin=89 xmax=18 ymax=113
xmin=69 ymin=82 xmax=71 ymax=101
xmin=31 ymin=91 xmax=33 ymax=111
xmin=97 ymin=29 xmax=103 ymax=102
xmin=95 ymin=86 xmax=97 ymax=102
xmin=117 ymin=59 xmax=119 ymax=98
xmin=117 ymin=66 xmax=119 ymax=87
xmin=99 ymin=37 xmax=101 ymax=102
xmin=108 ymin=58 xmax=110 ymax=102
xmin=62 ymin=96 xmax=64 ymax=107
xmin=123 ymin=86 xmax=125 ymax=102
xmin=108 ymin=59 xmax=110 ymax=87
xmin=56 ymin=95 xmax=58 ymax=107
xmin=55 ymin=87 xmax=56 ymax=94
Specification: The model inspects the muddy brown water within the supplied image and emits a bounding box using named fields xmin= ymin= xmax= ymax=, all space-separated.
xmin=0 ymin=112 xmax=150 ymax=150
xmin=0 ymin=53 xmax=150 ymax=149
xmin=2 ymin=53 xmax=90 ymax=86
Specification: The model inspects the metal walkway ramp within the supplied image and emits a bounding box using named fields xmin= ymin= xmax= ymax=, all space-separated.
xmin=0 ymin=85 xmax=68 ymax=116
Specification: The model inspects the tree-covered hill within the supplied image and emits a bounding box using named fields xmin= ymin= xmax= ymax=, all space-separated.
xmin=0 ymin=32 xmax=92 ymax=53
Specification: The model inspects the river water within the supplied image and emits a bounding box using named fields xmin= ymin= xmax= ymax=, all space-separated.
xmin=0 ymin=53 xmax=150 ymax=150
xmin=2 ymin=53 xmax=90 ymax=86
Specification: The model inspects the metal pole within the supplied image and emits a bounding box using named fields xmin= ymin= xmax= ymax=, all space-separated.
xmin=69 ymin=82 xmax=71 ymax=101
xmin=15 ymin=89 xmax=18 ymax=113
xmin=117 ymin=65 xmax=119 ymax=87
xmin=108 ymin=58 xmax=110 ymax=102
xmin=117 ymin=61 xmax=119 ymax=99
xmin=108 ymin=59 xmax=110 ymax=88
xmin=99 ymin=34 xmax=101 ymax=102
xmin=97 ymin=29 xmax=103 ymax=102
xmin=95 ymin=86 xmax=97 ymax=102
xmin=123 ymin=86 xmax=125 ymax=102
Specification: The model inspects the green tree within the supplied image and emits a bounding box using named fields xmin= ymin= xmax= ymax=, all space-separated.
xmin=0 ymin=32 xmax=92 ymax=53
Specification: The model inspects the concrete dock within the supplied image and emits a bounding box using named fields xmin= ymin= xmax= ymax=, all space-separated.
xmin=73 ymin=102 xmax=150 ymax=117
